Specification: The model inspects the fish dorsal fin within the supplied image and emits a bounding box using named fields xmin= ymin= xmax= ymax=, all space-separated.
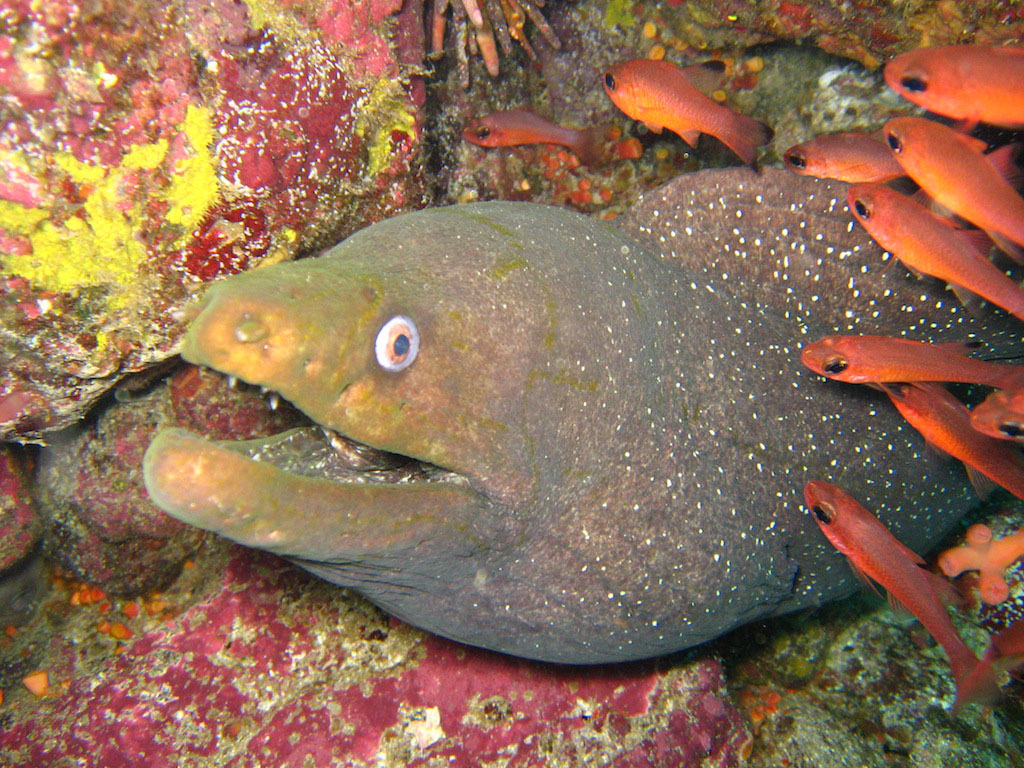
xmin=954 ymin=132 xmax=990 ymax=155
xmin=676 ymin=128 xmax=701 ymax=147
xmin=934 ymin=339 xmax=983 ymax=355
xmin=984 ymin=143 xmax=1023 ymax=189
xmin=681 ymin=60 xmax=727 ymax=95
xmin=895 ymin=540 xmax=926 ymax=567
xmin=951 ymin=118 xmax=980 ymax=134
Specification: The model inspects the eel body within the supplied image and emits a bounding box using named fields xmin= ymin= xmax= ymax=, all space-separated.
xmin=144 ymin=169 xmax=1013 ymax=662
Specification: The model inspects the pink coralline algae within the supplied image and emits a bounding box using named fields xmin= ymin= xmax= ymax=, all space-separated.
xmin=0 ymin=545 xmax=751 ymax=767
xmin=34 ymin=366 xmax=303 ymax=595
xmin=0 ymin=446 xmax=38 ymax=573
xmin=0 ymin=0 xmax=426 ymax=444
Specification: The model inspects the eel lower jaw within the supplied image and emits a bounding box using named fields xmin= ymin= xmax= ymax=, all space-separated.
xmin=142 ymin=380 xmax=478 ymax=560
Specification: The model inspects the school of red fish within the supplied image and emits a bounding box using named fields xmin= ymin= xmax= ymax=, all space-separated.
xmin=796 ymin=44 xmax=1024 ymax=712
xmin=463 ymin=43 xmax=1024 ymax=713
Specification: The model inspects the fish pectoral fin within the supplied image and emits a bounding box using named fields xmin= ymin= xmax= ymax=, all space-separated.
xmin=885 ymin=589 xmax=913 ymax=618
xmin=965 ymin=464 xmax=998 ymax=499
xmin=947 ymin=281 xmax=988 ymax=317
xmin=143 ymin=428 xmax=491 ymax=563
xmin=849 ymin=561 xmax=885 ymax=600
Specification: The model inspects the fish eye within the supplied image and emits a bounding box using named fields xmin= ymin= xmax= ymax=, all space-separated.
xmin=604 ymin=72 xmax=616 ymax=90
xmin=374 ymin=315 xmax=419 ymax=373
xmin=476 ymin=126 xmax=491 ymax=139
xmin=853 ymin=199 xmax=870 ymax=219
xmin=999 ymin=421 xmax=1024 ymax=438
xmin=823 ymin=356 xmax=847 ymax=374
xmin=784 ymin=151 xmax=806 ymax=169
xmin=900 ymin=75 xmax=927 ymax=93
xmin=811 ymin=503 xmax=835 ymax=524
xmin=886 ymin=131 xmax=902 ymax=153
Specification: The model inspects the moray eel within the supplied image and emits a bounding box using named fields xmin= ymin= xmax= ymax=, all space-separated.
xmin=144 ymin=168 xmax=1016 ymax=663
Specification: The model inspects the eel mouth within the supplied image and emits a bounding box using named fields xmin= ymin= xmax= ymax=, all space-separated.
xmin=142 ymin=374 xmax=475 ymax=558
xmin=184 ymin=374 xmax=466 ymax=485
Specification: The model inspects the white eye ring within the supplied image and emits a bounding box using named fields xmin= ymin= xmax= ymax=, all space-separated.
xmin=374 ymin=315 xmax=419 ymax=372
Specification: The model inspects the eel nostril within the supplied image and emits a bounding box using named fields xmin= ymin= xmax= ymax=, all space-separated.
xmin=234 ymin=318 xmax=268 ymax=343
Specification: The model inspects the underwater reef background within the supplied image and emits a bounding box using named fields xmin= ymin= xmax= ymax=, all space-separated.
xmin=2 ymin=0 xmax=1024 ymax=765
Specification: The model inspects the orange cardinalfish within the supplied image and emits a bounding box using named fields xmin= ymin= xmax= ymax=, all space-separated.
xmin=882 ymin=382 xmax=1024 ymax=500
xmin=884 ymin=117 xmax=1024 ymax=257
xmin=783 ymin=131 xmax=905 ymax=183
xmin=970 ymin=387 xmax=1024 ymax=442
xmin=884 ymin=44 xmax=1024 ymax=129
xmin=804 ymin=480 xmax=997 ymax=711
xmin=602 ymin=59 xmax=772 ymax=167
xmin=847 ymin=182 xmax=1024 ymax=322
xmin=801 ymin=335 xmax=1024 ymax=389
xmin=462 ymin=109 xmax=603 ymax=166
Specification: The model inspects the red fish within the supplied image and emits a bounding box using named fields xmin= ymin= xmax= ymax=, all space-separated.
xmin=602 ymin=59 xmax=772 ymax=166
xmin=783 ymin=131 xmax=904 ymax=183
xmin=800 ymin=335 xmax=1024 ymax=389
xmin=462 ymin=109 xmax=602 ymax=166
xmin=846 ymin=182 xmax=1024 ymax=322
xmin=882 ymin=382 xmax=1024 ymax=500
xmin=884 ymin=44 xmax=1024 ymax=129
xmin=983 ymin=617 xmax=1024 ymax=676
xmin=970 ymin=387 xmax=1024 ymax=442
xmin=883 ymin=116 xmax=1024 ymax=255
xmin=804 ymin=480 xmax=997 ymax=710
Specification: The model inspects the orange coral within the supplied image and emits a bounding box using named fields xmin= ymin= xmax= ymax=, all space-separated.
xmin=938 ymin=523 xmax=1024 ymax=604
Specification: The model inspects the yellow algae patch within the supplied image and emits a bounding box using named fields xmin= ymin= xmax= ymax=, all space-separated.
xmin=355 ymin=80 xmax=418 ymax=179
xmin=0 ymin=104 xmax=222 ymax=299
xmin=0 ymin=201 xmax=48 ymax=232
xmin=122 ymin=139 xmax=168 ymax=170
xmin=4 ymin=165 xmax=149 ymax=296
xmin=604 ymin=0 xmax=637 ymax=31
xmin=239 ymin=0 xmax=272 ymax=30
xmin=166 ymin=105 xmax=220 ymax=230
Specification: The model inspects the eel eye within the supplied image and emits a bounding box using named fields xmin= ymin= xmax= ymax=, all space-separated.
xmin=476 ymin=126 xmax=491 ymax=139
xmin=999 ymin=421 xmax=1024 ymax=438
xmin=784 ymin=151 xmax=806 ymax=169
xmin=823 ymin=356 xmax=847 ymax=374
xmin=811 ymin=504 xmax=835 ymax=524
xmin=853 ymin=198 xmax=870 ymax=219
xmin=887 ymin=131 xmax=902 ymax=153
xmin=604 ymin=72 xmax=616 ymax=91
xmin=374 ymin=315 xmax=419 ymax=372
xmin=900 ymin=75 xmax=927 ymax=93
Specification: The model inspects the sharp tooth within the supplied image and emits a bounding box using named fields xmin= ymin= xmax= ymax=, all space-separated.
xmin=268 ymin=392 xmax=280 ymax=410
xmin=227 ymin=375 xmax=238 ymax=388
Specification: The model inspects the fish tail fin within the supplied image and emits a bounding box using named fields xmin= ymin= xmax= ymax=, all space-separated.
xmin=952 ymin=651 xmax=1001 ymax=715
xmin=720 ymin=113 xmax=773 ymax=167
xmin=573 ymin=125 xmax=612 ymax=168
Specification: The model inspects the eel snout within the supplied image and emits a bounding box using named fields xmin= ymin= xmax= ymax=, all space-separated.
xmin=180 ymin=288 xmax=312 ymax=395
xmin=142 ymin=428 xmax=281 ymax=542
